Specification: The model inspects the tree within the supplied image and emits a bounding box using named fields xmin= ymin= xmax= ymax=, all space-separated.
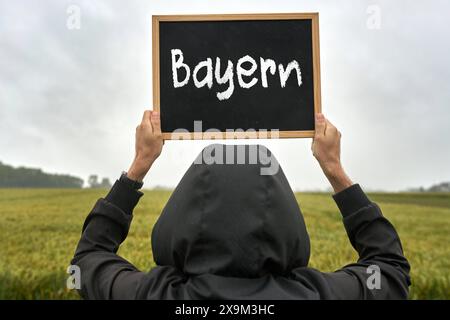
xmin=99 ymin=178 xmax=111 ymax=188
xmin=87 ymin=175 xmax=111 ymax=188
xmin=88 ymin=175 xmax=99 ymax=188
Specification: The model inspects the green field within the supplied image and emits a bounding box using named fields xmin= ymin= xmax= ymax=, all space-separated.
xmin=0 ymin=188 xmax=449 ymax=299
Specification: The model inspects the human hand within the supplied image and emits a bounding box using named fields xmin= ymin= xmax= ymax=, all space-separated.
xmin=127 ymin=110 xmax=163 ymax=182
xmin=312 ymin=113 xmax=353 ymax=193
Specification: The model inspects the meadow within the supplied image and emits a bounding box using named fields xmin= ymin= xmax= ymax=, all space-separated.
xmin=0 ymin=188 xmax=448 ymax=299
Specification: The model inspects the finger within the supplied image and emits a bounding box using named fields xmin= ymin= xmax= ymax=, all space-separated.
xmin=150 ymin=111 xmax=162 ymax=135
xmin=141 ymin=110 xmax=151 ymax=125
xmin=315 ymin=113 xmax=326 ymax=138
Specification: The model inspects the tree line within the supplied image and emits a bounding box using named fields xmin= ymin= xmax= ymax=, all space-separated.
xmin=0 ymin=161 xmax=111 ymax=188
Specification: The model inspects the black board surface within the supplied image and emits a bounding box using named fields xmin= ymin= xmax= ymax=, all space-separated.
xmin=154 ymin=14 xmax=321 ymax=139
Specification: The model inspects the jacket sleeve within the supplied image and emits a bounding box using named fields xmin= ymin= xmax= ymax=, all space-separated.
xmin=71 ymin=180 xmax=150 ymax=299
xmin=292 ymin=184 xmax=411 ymax=299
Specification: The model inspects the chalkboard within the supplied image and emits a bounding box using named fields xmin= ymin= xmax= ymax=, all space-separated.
xmin=152 ymin=13 xmax=321 ymax=139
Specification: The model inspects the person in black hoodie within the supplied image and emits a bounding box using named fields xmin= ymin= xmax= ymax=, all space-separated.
xmin=71 ymin=110 xmax=411 ymax=299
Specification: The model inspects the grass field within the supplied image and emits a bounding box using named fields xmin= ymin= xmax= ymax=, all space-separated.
xmin=0 ymin=188 xmax=449 ymax=299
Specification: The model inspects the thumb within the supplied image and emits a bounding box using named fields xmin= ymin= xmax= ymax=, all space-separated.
xmin=150 ymin=111 xmax=162 ymax=134
xmin=315 ymin=113 xmax=326 ymax=137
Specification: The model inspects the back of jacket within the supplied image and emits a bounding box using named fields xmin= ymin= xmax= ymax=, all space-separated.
xmin=71 ymin=144 xmax=411 ymax=299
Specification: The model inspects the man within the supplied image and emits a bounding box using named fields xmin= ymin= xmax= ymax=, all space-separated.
xmin=71 ymin=111 xmax=410 ymax=299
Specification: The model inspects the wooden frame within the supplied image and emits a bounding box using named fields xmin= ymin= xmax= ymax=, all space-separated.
xmin=152 ymin=13 xmax=321 ymax=140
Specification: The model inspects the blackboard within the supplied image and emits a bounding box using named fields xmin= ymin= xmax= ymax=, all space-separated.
xmin=152 ymin=13 xmax=321 ymax=139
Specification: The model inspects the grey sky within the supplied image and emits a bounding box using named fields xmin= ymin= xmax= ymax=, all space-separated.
xmin=1 ymin=0 xmax=449 ymax=191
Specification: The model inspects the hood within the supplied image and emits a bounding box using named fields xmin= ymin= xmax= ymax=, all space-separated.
xmin=151 ymin=144 xmax=310 ymax=278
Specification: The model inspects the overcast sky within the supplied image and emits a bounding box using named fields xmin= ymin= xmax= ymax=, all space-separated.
xmin=1 ymin=0 xmax=449 ymax=191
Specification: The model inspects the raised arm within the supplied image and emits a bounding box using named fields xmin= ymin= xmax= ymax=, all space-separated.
xmin=311 ymin=113 xmax=353 ymax=193
xmin=70 ymin=110 xmax=163 ymax=299
xmin=292 ymin=113 xmax=411 ymax=299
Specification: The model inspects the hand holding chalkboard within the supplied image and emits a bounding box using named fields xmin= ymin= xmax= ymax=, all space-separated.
xmin=127 ymin=110 xmax=164 ymax=182
xmin=152 ymin=13 xmax=321 ymax=139
xmin=312 ymin=113 xmax=353 ymax=193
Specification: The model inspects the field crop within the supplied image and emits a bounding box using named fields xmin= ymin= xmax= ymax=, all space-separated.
xmin=0 ymin=189 xmax=448 ymax=299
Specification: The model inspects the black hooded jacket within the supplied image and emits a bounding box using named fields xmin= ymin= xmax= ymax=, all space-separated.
xmin=71 ymin=144 xmax=410 ymax=299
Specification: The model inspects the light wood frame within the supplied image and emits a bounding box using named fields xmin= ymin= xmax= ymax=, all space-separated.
xmin=152 ymin=13 xmax=321 ymax=140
